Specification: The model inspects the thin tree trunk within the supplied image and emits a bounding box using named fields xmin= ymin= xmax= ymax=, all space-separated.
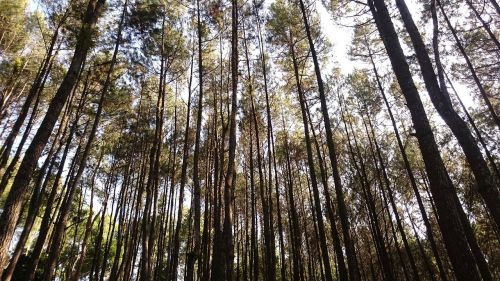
xmin=282 ymin=109 xmax=305 ymax=281
xmin=220 ymin=0 xmax=238 ymax=278
xmin=186 ymin=1 xmax=204 ymax=278
xmin=444 ymin=70 xmax=500 ymax=180
xmin=341 ymin=102 xmax=395 ymax=281
xmin=24 ymin=80 xmax=90 ymax=281
xmin=243 ymin=20 xmax=276 ymax=281
xmin=296 ymin=1 xmax=360 ymax=279
xmin=305 ymin=100 xmax=349 ymax=281
xmin=42 ymin=3 xmax=124 ymax=275
xmin=67 ymin=155 xmax=102 ymax=281
xmin=1 ymin=91 xmax=73 ymax=281
xmin=290 ymin=38 xmax=334 ymax=281
xmin=464 ymin=0 xmax=500 ymax=50
xmin=361 ymin=106 xmax=424 ymax=281
xmin=168 ymin=36 xmax=195 ymax=281
xmin=0 ymin=14 xmax=65 ymax=173
xmin=366 ymin=40 xmax=449 ymax=281
xmin=436 ymin=0 xmax=500 ymax=129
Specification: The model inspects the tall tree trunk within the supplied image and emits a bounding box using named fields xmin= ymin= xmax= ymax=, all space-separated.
xmin=0 ymin=0 xmax=106 ymax=269
xmin=41 ymin=2 xmax=124 ymax=275
xmin=0 ymin=14 xmax=65 ymax=173
xmin=366 ymin=40 xmax=449 ymax=281
xmin=1 ymin=92 xmax=73 ymax=281
xmin=290 ymin=38 xmax=334 ymax=281
xmin=0 ymin=86 xmax=40 ymax=194
xmin=253 ymin=3 xmax=287 ymax=278
xmin=305 ymin=100 xmax=349 ymax=281
xmin=24 ymin=79 xmax=90 ymax=281
xmin=168 ymin=36 xmax=195 ymax=281
xmin=368 ymin=0 xmax=481 ymax=279
xmin=361 ymin=105 xmax=423 ymax=281
xmin=282 ymin=110 xmax=305 ymax=281
xmin=436 ymin=0 xmax=500 ymax=129
xmin=210 ymin=36 xmax=225 ymax=279
xmin=296 ymin=1 xmax=360 ymax=279
xmin=396 ymin=0 xmax=500 ymax=231
xmin=186 ymin=0 xmax=203 ymax=278
xmin=242 ymin=20 xmax=276 ymax=281
xmin=67 ymin=155 xmax=101 ymax=281
xmin=341 ymin=102 xmax=395 ymax=281
xmin=248 ymin=120 xmax=259 ymax=281
xmin=219 ymin=0 xmax=238 ymax=278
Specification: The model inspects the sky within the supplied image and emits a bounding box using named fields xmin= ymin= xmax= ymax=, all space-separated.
xmin=25 ymin=0 xmax=477 ymax=107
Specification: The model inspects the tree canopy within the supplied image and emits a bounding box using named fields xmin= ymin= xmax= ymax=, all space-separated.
xmin=0 ymin=0 xmax=498 ymax=280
